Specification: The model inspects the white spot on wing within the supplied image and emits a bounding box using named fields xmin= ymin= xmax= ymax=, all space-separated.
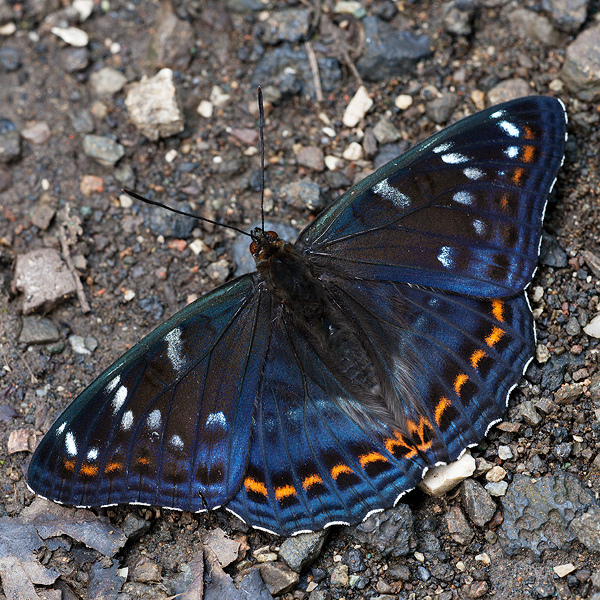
xmin=112 ymin=385 xmax=128 ymax=414
xmin=473 ymin=219 xmax=486 ymax=236
xmin=490 ymin=109 xmax=505 ymax=119
xmin=433 ymin=142 xmax=453 ymax=153
xmin=441 ymin=153 xmax=469 ymax=164
xmin=170 ymin=434 xmax=184 ymax=449
xmin=147 ymin=409 xmax=162 ymax=430
xmin=437 ymin=246 xmax=454 ymax=268
xmin=121 ymin=410 xmax=134 ymax=431
xmin=504 ymin=146 xmax=519 ymax=158
xmin=87 ymin=448 xmax=98 ymax=461
xmin=106 ymin=375 xmax=121 ymax=393
xmin=463 ymin=167 xmax=484 ymax=180
xmin=165 ymin=327 xmax=185 ymax=372
xmin=206 ymin=411 xmax=227 ymax=429
xmin=498 ymin=120 xmax=519 ymax=137
xmin=57 ymin=421 xmax=67 ymax=435
xmin=453 ymin=191 xmax=473 ymax=205
xmin=65 ymin=432 xmax=77 ymax=456
xmin=373 ymin=179 xmax=411 ymax=208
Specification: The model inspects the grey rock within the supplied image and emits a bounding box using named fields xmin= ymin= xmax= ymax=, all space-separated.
xmin=443 ymin=0 xmax=475 ymax=36
xmin=279 ymin=530 xmax=327 ymax=572
xmin=485 ymin=481 xmax=508 ymax=496
xmin=460 ymin=479 xmax=497 ymax=527
xmin=30 ymin=203 xmax=56 ymax=231
xmin=507 ymin=9 xmax=564 ymax=46
xmin=296 ymin=146 xmax=325 ymax=172
xmin=565 ymin=316 xmax=581 ymax=336
xmin=69 ymin=334 xmax=91 ymax=355
xmin=487 ymin=78 xmax=533 ymax=106
xmin=542 ymin=0 xmax=588 ymax=33
xmin=0 ymin=47 xmax=21 ymax=71
xmin=345 ymin=505 xmax=414 ymax=557
xmin=426 ymin=92 xmax=459 ymax=124
xmin=259 ymin=8 xmax=312 ymax=44
xmin=518 ymin=400 xmax=542 ymax=426
xmin=149 ymin=5 xmax=194 ymax=71
xmin=281 ymin=178 xmax=323 ymax=211
xmin=372 ymin=117 xmax=401 ymax=144
xmin=125 ymin=68 xmax=185 ymax=141
xmin=540 ymin=232 xmax=568 ymax=267
xmin=571 ymin=507 xmax=600 ymax=551
xmin=499 ymin=473 xmax=598 ymax=556
xmin=562 ymin=23 xmax=600 ymax=102
xmin=0 ymin=130 xmax=21 ymax=163
xmin=18 ymin=316 xmax=60 ymax=345
xmin=83 ymin=134 xmax=125 ymax=167
xmin=252 ymin=44 xmax=342 ymax=100
xmin=60 ymin=47 xmax=89 ymax=72
xmin=445 ymin=506 xmax=474 ymax=545
xmin=227 ymin=0 xmax=274 ymax=12
xmin=356 ymin=17 xmax=431 ymax=82
xmin=259 ymin=562 xmax=299 ymax=595
xmin=0 ymin=166 xmax=11 ymax=192
xmin=121 ymin=513 xmax=151 ymax=541
xmin=13 ymin=249 xmax=77 ymax=314
xmin=330 ymin=563 xmax=349 ymax=587
xmin=90 ymin=66 xmax=127 ymax=97
xmin=69 ymin=109 xmax=94 ymax=134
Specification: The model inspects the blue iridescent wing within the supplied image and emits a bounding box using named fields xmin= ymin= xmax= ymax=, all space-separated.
xmin=297 ymin=96 xmax=566 ymax=298
xmin=225 ymin=278 xmax=534 ymax=535
xmin=28 ymin=275 xmax=271 ymax=511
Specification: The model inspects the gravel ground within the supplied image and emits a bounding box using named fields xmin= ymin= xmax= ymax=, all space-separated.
xmin=1 ymin=1 xmax=599 ymax=599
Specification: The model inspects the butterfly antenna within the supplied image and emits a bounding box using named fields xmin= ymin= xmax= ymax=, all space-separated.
xmin=122 ymin=189 xmax=251 ymax=237
xmin=258 ymin=86 xmax=266 ymax=233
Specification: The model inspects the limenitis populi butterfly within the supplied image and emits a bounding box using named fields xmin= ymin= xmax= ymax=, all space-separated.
xmin=27 ymin=95 xmax=567 ymax=536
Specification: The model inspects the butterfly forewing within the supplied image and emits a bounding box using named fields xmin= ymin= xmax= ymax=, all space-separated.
xmin=28 ymin=275 xmax=271 ymax=510
xmin=297 ymin=96 xmax=566 ymax=298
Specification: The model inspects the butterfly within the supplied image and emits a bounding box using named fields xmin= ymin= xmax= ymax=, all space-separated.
xmin=27 ymin=96 xmax=567 ymax=536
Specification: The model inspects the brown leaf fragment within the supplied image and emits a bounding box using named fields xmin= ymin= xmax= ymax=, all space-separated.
xmin=7 ymin=427 xmax=29 ymax=453
xmin=203 ymin=527 xmax=240 ymax=568
xmin=0 ymin=516 xmax=60 ymax=600
xmin=178 ymin=548 xmax=204 ymax=600
xmin=21 ymin=498 xmax=127 ymax=557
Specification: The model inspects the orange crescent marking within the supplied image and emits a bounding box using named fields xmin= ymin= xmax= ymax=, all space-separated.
xmin=454 ymin=373 xmax=469 ymax=397
xmin=435 ymin=396 xmax=451 ymax=425
xmin=485 ymin=326 xmax=504 ymax=348
xmin=331 ymin=464 xmax=354 ymax=479
xmin=64 ymin=459 xmax=76 ymax=472
xmin=522 ymin=125 xmax=535 ymax=140
xmin=359 ymin=452 xmax=388 ymax=469
xmin=500 ymin=194 xmax=509 ymax=209
xmin=244 ymin=477 xmax=268 ymax=496
xmin=79 ymin=464 xmax=99 ymax=477
xmin=137 ymin=457 xmax=150 ymax=466
xmin=407 ymin=417 xmax=433 ymax=452
xmin=470 ymin=349 xmax=486 ymax=370
xmin=492 ymin=299 xmax=505 ymax=322
xmin=274 ymin=485 xmax=297 ymax=501
xmin=104 ymin=461 xmax=123 ymax=474
xmin=384 ymin=430 xmax=418 ymax=459
xmin=302 ymin=474 xmax=323 ymax=490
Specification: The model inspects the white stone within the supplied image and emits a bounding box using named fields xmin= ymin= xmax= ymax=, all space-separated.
xmin=324 ymin=155 xmax=343 ymax=171
xmin=419 ymin=453 xmax=476 ymax=497
xmin=123 ymin=289 xmax=135 ymax=302
xmin=51 ymin=26 xmax=89 ymax=47
xmin=343 ymin=86 xmax=373 ymax=127
xmin=73 ymin=0 xmax=94 ymax=21
xmin=210 ymin=85 xmax=230 ymax=106
xmin=119 ymin=194 xmax=133 ymax=208
xmin=531 ymin=285 xmax=544 ymax=303
xmin=322 ymin=126 xmax=336 ymax=138
xmin=485 ymin=481 xmax=509 ymax=496
xmin=342 ymin=142 xmax=363 ymax=161
xmin=553 ymin=563 xmax=576 ymax=578
xmin=165 ymin=149 xmax=178 ymax=163
xmin=395 ymin=94 xmax=413 ymax=110
xmin=0 ymin=22 xmax=16 ymax=36
xmin=498 ymin=445 xmax=513 ymax=460
xmin=536 ymin=344 xmax=551 ymax=363
xmin=584 ymin=313 xmax=600 ymax=338
xmin=189 ymin=239 xmax=208 ymax=255
xmin=197 ymin=100 xmax=213 ymax=118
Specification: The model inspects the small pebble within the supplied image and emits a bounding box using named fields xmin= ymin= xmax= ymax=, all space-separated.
xmin=394 ymin=94 xmax=413 ymax=110
xmin=51 ymin=26 xmax=89 ymax=47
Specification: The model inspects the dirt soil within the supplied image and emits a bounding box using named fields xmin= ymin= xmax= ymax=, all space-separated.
xmin=0 ymin=1 xmax=599 ymax=599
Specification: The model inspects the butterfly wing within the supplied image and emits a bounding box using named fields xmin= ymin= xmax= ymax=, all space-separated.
xmin=28 ymin=274 xmax=272 ymax=512
xmin=224 ymin=277 xmax=534 ymax=535
xmin=297 ymin=96 xmax=566 ymax=297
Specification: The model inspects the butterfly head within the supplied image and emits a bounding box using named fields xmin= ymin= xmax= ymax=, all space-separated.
xmin=249 ymin=228 xmax=284 ymax=263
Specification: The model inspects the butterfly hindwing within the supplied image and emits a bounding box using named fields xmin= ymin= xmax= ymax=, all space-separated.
xmin=298 ymin=96 xmax=566 ymax=297
xmin=28 ymin=275 xmax=271 ymax=511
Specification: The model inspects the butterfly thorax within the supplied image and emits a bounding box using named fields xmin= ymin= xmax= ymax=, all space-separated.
xmin=251 ymin=230 xmax=384 ymax=406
